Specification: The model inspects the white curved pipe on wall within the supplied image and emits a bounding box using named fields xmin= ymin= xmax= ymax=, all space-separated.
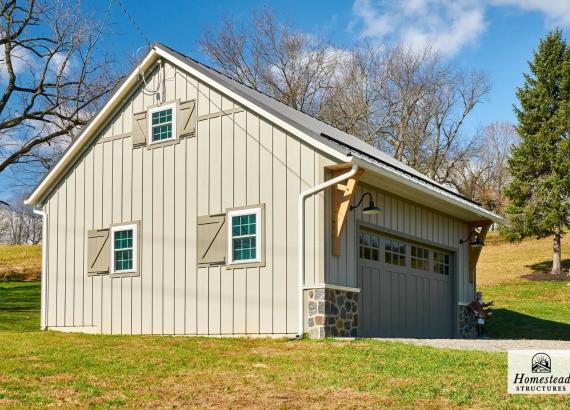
xmin=297 ymin=163 xmax=359 ymax=337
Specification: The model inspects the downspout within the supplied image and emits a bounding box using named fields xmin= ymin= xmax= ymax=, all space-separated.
xmin=33 ymin=208 xmax=47 ymax=331
xmin=297 ymin=163 xmax=359 ymax=337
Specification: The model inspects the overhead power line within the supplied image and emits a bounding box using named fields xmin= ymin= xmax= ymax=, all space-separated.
xmin=115 ymin=0 xmax=151 ymax=47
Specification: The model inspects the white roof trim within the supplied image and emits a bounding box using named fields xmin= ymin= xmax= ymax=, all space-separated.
xmin=25 ymin=45 xmax=501 ymax=224
xmin=153 ymin=47 xmax=350 ymax=163
xmin=352 ymin=156 xmax=503 ymax=224
xmin=26 ymin=50 xmax=158 ymax=205
xmin=26 ymin=46 xmax=350 ymax=205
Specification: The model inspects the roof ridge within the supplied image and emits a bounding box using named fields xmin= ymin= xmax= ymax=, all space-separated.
xmin=156 ymin=43 xmax=360 ymax=138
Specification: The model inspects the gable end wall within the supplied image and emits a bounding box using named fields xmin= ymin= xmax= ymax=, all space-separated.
xmin=42 ymin=61 xmax=335 ymax=335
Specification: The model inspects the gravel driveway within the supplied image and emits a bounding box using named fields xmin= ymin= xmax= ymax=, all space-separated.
xmin=377 ymin=338 xmax=570 ymax=352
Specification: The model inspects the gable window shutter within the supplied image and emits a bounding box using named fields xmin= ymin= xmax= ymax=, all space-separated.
xmin=177 ymin=100 xmax=196 ymax=138
xmin=87 ymin=229 xmax=110 ymax=274
xmin=132 ymin=111 xmax=147 ymax=146
xmin=197 ymin=215 xmax=226 ymax=265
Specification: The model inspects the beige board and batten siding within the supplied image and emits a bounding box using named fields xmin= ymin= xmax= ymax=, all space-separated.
xmin=42 ymin=61 xmax=333 ymax=335
xmin=325 ymin=180 xmax=474 ymax=304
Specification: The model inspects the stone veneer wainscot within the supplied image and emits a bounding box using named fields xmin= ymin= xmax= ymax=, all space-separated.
xmin=305 ymin=287 xmax=359 ymax=339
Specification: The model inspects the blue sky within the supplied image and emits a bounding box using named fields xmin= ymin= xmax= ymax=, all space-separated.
xmin=2 ymin=0 xmax=568 ymax=199
xmin=93 ymin=0 xmax=566 ymax=133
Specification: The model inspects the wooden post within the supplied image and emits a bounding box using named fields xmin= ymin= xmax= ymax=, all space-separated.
xmin=331 ymin=168 xmax=364 ymax=256
xmin=468 ymin=221 xmax=491 ymax=285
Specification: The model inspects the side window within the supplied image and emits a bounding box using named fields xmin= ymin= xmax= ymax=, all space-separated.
xmin=148 ymin=103 xmax=176 ymax=144
xmin=359 ymin=232 xmax=380 ymax=261
xmin=433 ymin=251 xmax=450 ymax=275
xmin=111 ymin=224 xmax=137 ymax=274
xmin=385 ymin=238 xmax=406 ymax=266
xmin=227 ymin=207 xmax=262 ymax=265
xmin=411 ymin=245 xmax=430 ymax=271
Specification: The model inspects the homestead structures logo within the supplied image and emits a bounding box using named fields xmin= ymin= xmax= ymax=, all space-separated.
xmin=532 ymin=353 xmax=551 ymax=373
xmin=509 ymin=350 xmax=570 ymax=394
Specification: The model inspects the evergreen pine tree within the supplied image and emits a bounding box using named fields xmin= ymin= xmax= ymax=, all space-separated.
xmin=503 ymin=30 xmax=570 ymax=275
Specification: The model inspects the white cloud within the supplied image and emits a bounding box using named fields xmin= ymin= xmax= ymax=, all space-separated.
xmin=352 ymin=0 xmax=486 ymax=57
xmin=491 ymin=0 xmax=570 ymax=26
xmin=351 ymin=0 xmax=570 ymax=58
xmin=0 ymin=45 xmax=34 ymax=79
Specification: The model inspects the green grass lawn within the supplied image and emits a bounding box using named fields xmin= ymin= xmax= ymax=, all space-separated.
xmin=484 ymin=281 xmax=570 ymax=340
xmin=478 ymin=232 xmax=570 ymax=340
xmin=1 ymin=282 xmax=570 ymax=408
xmin=0 ymin=281 xmax=40 ymax=332
xmin=1 ymin=237 xmax=570 ymax=407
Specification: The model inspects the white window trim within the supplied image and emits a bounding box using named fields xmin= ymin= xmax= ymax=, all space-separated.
xmin=148 ymin=102 xmax=177 ymax=145
xmin=227 ymin=207 xmax=262 ymax=265
xmin=110 ymin=223 xmax=138 ymax=274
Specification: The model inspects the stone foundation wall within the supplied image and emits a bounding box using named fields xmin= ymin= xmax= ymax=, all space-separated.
xmin=458 ymin=303 xmax=477 ymax=338
xmin=305 ymin=288 xmax=359 ymax=338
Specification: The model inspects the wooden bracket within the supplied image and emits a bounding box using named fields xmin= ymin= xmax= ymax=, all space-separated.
xmin=468 ymin=221 xmax=492 ymax=285
xmin=331 ymin=169 xmax=365 ymax=256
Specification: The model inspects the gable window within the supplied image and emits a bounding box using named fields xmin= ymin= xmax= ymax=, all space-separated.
xmin=385 ymin=238 xmax=406 ymax=267
xmin=227 ymin=207 xmax=262 ymax=265
xmin=411 ymin=245 xmax=429 ymax=271
xmin=148 ymin=103 xmax=176 ymax=144
xmin=111 ymin=224 xmax=137 ymax=273
xmin=433 ymin=251 xmax=450 ymax=275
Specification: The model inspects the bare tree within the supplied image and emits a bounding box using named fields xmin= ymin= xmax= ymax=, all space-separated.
xmin=361 ymin=46 xmax=489 ymax=184
xmin=200 ymin=10 xmax=490 ymax=189
xmin=0 ymin=0 xmax=120 ymax=185
xmin=319 ymin=43 xmax=393 ymax=150
xmin=452 ymin=122 xmax=518 ymax=213
xmin=0 ymin=197 xmax=41 ymax=244
xmin=200 ymin=7 xmax=340 ymax=117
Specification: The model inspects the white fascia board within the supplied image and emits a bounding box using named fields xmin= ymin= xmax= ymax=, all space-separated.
xmin=352 ymin=156 xmax=503 ymax=224
xmin=153 ymin=47 xmax=351 ymax=164
xmin=25 ymin=50 xmax=161 ymax=206
xmin=26 ymin=46 xmax=350 ymax=205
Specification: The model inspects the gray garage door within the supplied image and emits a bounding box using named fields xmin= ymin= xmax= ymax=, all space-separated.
xmin=357 ymin=230 xmax=453 ymax=338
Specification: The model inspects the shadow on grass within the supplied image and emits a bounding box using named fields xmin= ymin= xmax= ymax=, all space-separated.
xmin=0 ymin=282 xmax=40 ymax=332
xmin=522 ymin=259 xmax=570 ymax=281
xmin=487 ymin=309 xmax=570 ymax=340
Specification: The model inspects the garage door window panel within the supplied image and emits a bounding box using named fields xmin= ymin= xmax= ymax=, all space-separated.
xmin=385 ymin=238 xmax=406 ymax=266
xmin=434 ymin=251 xmax=450 ymax=275
xmin=411 ymin=245 xmax=430 ymax=271
xmin=359 ymin=232 xmax=380 ymax=261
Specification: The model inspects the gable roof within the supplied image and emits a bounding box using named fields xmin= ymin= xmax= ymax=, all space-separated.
xmin=26 ymin=43 xmax=502 ymax=224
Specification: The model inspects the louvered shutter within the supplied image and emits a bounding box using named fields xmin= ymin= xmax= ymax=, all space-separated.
xmin=197 ymin=215 xmax=226 ymax=265
xmin=132 ymin=111 xmax=147 ymax=146
xmin=87 ymin=229 xmax=110 ymax=274
xmin=177 ymin=100 xmax=196 ymax=137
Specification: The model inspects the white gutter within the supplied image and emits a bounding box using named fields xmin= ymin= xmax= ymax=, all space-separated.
xmin=297 ymin=163 xmax=359 ymax=337
xmin=33 ymin=208 xmax=48 ymax=330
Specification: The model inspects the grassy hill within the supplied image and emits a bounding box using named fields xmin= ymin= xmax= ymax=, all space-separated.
xmin=0 ymin=244 xmax=41 ymax=281
xmin=478 ymin=232 xmax=570 ymax=339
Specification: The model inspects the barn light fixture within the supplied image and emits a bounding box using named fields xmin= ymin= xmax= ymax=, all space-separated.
xmin=350 ymin=192 xmax=382 ymax=215
xmin=460 ymin=230 xmax=485 ymax=248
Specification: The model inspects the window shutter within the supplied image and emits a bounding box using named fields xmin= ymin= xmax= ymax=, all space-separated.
xmin=132 ymin=111 xmax=147 ymax=146
xmin=87 ymin=229 xmax=110 ymax=274
xmin=197 ymin=215 xmax=226 ymax=265
xmin=177 ymin=100 xmax=196 ymax=137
